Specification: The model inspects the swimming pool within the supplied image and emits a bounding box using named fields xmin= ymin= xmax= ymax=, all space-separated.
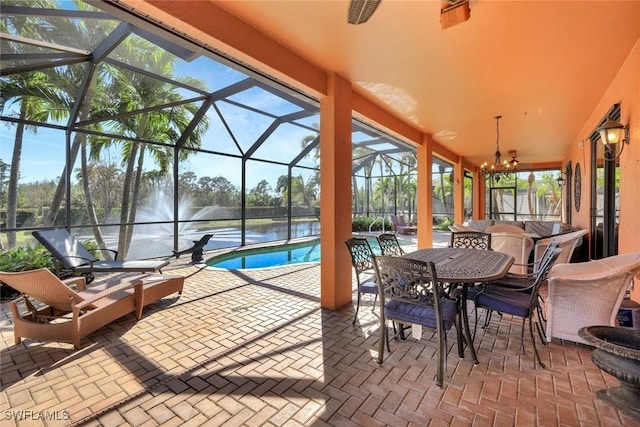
xmin=206 ymin=237 xmax=412 ymax=269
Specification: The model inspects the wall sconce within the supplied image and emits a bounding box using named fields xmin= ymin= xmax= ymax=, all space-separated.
xmin=597 ymin=119 xmax=630 ymax=160
xmin=556 ymin=174 xmax=565 ymax=187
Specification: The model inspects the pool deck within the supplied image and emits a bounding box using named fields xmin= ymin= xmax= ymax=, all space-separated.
xmin=1 ymin=233 xmax=635 ymax=426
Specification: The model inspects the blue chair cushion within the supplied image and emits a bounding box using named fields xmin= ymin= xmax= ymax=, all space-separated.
xmin=490 ymin=275 xmax=534 ymax=292
xmin=384 ymin=298 xmax=457 ymax=330
xmin=474 ymin=289 xmax=532 ymax=318
xmin=466 ymin=285 xmax=483 ymax=300
xmin=359 ymin=280 xmax=378 ymax=294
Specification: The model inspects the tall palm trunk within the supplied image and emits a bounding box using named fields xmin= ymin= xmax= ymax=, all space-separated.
xmin=44 ymin=88 xmax=95 ymax=227
xmin=80 ymin=142 xmax=110 ymax=259
xmin=117 ymin=143 xmax=139 ymax=257
xmin=439 ymin=165 xmax=448 ymax=215
xmin=527 ymin=172 xmax=535 ymax=220
xmin=123 ymin=146 xmax=145 ymax=256
xmin=6 ymin=104 xmax=27 ymax=248
xmin=352 ymin=176 xmax=360 ymax=215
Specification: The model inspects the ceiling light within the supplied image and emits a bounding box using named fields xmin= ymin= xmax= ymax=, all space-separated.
xmin=480 ymin=115 xmax=518 ymax=182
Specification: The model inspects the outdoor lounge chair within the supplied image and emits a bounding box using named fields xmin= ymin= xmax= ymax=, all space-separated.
xmin=0 ymin=269 xmax=184 ymax=348
xmin=390 ymin=215 xmax=417 ymax=235
xmin=33 ymin=229 xmax=170 ymax=281
xmin=173 ymin=233 xmax=213 ymax=263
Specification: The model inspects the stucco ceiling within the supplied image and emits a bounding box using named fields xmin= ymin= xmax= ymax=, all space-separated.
xmin=135 ymin=1 xmax=640 ymax=168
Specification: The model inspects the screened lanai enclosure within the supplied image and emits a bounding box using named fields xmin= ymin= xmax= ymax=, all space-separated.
xmin=1 ymin=1 xmax=566 ymax=260
xmin=0 ymin=0 xmax=424 ymax=259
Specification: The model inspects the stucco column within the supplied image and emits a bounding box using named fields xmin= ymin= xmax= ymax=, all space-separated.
xmin=453 ymin=159 xmax=464 ymax=224
xmin=320 ymin=73 xmax=352 ymax=309
xmin=416 ymin=134 xmax=433 ymax=249
xmin=474 ymin=170 xmax=485 ymax=219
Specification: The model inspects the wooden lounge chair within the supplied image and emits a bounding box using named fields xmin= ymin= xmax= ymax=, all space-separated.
xmin=390 ymin=215 xmax=417 ymax=235
xmin=33 ymin=229 xmax=170 ymax=281
xmin=0 ymin=269 xmax=184 ymax=348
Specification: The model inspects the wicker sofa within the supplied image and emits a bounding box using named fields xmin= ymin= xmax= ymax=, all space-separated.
xmin=463 ymin=219 xmax=577 ymax=237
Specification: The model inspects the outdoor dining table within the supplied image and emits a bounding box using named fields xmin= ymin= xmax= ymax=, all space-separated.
xmin=402 ymin=247 xmax=514 ymax=364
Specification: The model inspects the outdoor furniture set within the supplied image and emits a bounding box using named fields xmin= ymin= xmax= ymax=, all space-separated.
xmin=347 ymin=230 xmax=640 ymax=387
xmin=0 ymin=228 xmax=186 ymax=349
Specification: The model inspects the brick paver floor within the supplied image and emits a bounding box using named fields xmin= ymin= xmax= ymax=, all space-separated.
xmin=1 ymin=249 xmax=638 ymax=426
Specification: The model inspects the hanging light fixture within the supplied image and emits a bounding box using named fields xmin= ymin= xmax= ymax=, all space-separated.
xmin=480 ymin=115 xmax=518 ymax=181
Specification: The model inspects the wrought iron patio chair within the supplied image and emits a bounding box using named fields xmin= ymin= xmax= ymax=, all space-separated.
xmin=450 ymin=231 xmax=492 ymax=250
xmin=470 ymin=247 xmax=561 ymax=369
xmin=477 ymin=240 xmax=559 ymax=342
xmin=345 ymin=237 xmax=378 ymax=324
xmin=446 ymin=231 xmax=492 ymax=298
xmin=373 ymin=255 xmax=461 ymax=387
xmin=377 ymin=233 xmax=405 ymax=256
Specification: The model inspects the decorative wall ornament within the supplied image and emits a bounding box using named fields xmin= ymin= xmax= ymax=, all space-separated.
xmin=574 ymin=162 xmax=581 ymax=212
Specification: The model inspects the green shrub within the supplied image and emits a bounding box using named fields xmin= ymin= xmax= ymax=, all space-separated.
xmin=0 ymin=244 xmax=56 ymax=298
xmin=351 ymin=216 xmax=392 ymax=232
xmin=80 ymin=239 xmax=102 ymax=260
xmin=0 ymin=244 xmax=55 ymax=272
xmin=436 ymin=218 xmax=453 ymax=231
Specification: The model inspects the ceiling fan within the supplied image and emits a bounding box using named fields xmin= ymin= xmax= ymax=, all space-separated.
xmin=347 ymin=0 xmax=381 ymax=25
xmin=348 ymin=0 xmax=471 ymax=27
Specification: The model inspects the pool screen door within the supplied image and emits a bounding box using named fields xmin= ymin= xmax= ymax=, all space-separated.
xmin=488 ymin=186 xmax=517 ymax=221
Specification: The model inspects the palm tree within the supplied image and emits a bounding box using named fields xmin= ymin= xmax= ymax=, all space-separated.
xmin=527 ymin=171 xmax=537 ymax=220
xmin=0 ymin=1 xmax=77 ymax=247
xmin=1 ymin=1 xmax=119 ymax=253
xmin=96 ymin=43 xmax=209 ymax=257
xmin=0 ymin=75 xmax=70 ymax=248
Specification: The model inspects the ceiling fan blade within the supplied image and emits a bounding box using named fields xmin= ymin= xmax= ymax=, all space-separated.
xmin=348 ymin=0 xmax=381 ymax=25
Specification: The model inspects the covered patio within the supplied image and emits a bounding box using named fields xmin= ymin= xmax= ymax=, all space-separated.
xmin=1 ymin=256 xmax=633 ymax=426
xmin=2 ymin=1 xmax=640 ymax=425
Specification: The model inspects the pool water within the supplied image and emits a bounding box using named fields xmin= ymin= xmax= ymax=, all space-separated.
xmin=208 ymin=240 xmax=322 ymax=269
xmin=206 ymin=237 xmax=411 ymax=269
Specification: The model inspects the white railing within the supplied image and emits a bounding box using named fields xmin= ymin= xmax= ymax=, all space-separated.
xmin=369 ymin=216 xmax=386 ymax=233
